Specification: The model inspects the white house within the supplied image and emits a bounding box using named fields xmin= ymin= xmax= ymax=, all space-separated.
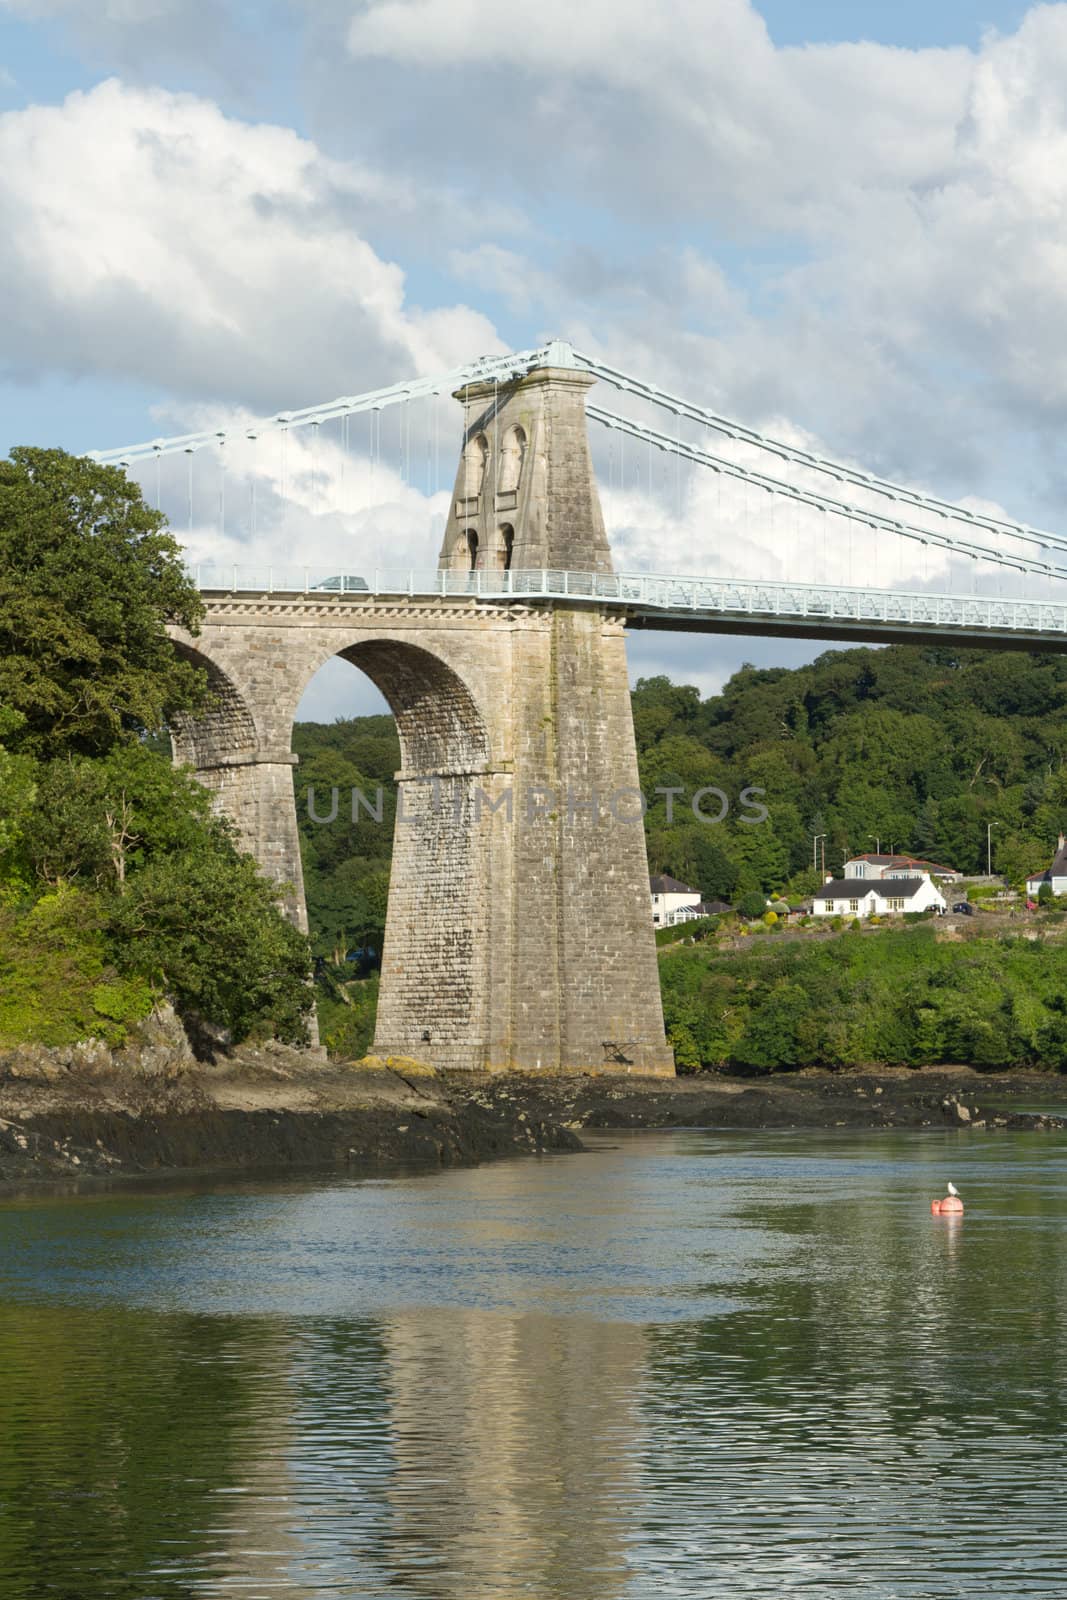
xmin=671 ymin=899 xmax=732 ymax=924
xmin=813 ymin=874 xmax=947 ymax=919
xmin=650 ymin=874 xmax=702 ymax=926
xmin=842 ymin=852 xmax=962 ymax=883
xmin=1026 ymin=834 xmax=1067 ymax=897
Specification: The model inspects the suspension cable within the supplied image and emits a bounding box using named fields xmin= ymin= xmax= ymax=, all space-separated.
xmin=572 ymin=347 xmax=1067 ymax=560
xmin=587 ymin=403 xmax=1067 ymax=583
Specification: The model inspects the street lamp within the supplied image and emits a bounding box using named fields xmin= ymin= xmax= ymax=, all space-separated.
xmin=868 ymin=834 xmax=881 ymax=855
xmin=813 ymin=833 xmax=827 ymax=875
xmin=987 ymin=821 xmax=997 ymax=877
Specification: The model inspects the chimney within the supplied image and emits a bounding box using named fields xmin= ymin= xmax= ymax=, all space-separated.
xmin=1059 ymin=833 xmax=1065 ymax=850
xmin=824 ymin=873 xmax=834 ymax=883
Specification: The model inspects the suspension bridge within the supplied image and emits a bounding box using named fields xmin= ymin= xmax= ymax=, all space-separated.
xmin=93 ymin=338 xmax=1067 ymax=652
xmin=88 ymin=341 xmax=1067 ymax=1075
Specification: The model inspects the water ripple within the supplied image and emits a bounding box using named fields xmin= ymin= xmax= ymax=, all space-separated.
xmin=0 ymin=1129 xmax=1064 ymax=1597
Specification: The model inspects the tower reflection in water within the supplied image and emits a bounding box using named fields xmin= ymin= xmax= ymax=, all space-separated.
xmin=194 ymin=1310 xmax=647 ymax=1599
xmin=377 ymin=1310 xmax=646 ymax=1599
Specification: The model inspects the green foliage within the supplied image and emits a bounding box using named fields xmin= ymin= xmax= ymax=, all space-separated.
xmin=0 ymin=741 xmax=311 ymax=1045
xmin=0 ymin=442 xmax=309 ymax=1051
xmin=655 ymin=915 xmax=723 ymax=946
xmin=737 ymin=890 xmax=767 ymax=920
xmin=659 ymin=928 xmax=1067 ymax=1073
xmin=633 ymin=644 xmax=1067 ymax=897
xmin=20 ymin=743 xmax=229 ymax=888
xmin=0 ymin=446 xmax=205 ymax=757
xmin=292 ymin=716 xmax=399 ymax=964
xmin=0 ymin=888 xmax=150 ymax=1047
xmin=108 ymin=851 xmax=311 ymax=1045
xmin=316 ymin=974 xmax=380 ymax=1060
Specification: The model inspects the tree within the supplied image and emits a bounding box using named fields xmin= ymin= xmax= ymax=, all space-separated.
xmin=19 ymin=744 xmax=230 ymax=889
xmin=0 ymin=447 xmax=206 ymax=757
xmin=108 ymin=851 xmax=312 ymax=1044
xmin=6 ymin=741 xmax=313 ymax=1045
xmin=737 ymin=890 xmax=767 ymax=920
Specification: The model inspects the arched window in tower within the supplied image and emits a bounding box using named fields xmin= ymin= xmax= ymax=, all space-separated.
xmin=498 ymin=426 xmax=527 ymax=497
xmin=463 ymin=434 xmax=488 ymax=500
xmin=497 ymin=524 xmax=515 ymax=572
xmin=465 ymin=528 xmax=479 ymax=570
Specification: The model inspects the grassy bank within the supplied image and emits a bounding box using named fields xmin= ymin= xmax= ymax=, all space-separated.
xmin=659 ymin=926 xmax=1067 ymax=1072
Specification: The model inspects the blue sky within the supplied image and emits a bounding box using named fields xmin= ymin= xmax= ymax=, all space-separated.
xmin=3 ymin=0 xmax=1067 ymax=717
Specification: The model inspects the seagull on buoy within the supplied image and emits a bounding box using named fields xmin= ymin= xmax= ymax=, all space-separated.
xmin=932 ymin=1182 xmax=964 ymax=1215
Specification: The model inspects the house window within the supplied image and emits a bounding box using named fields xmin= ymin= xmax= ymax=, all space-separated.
xmin=848 ymin=899 xmax=860 ymax=913
xmin=820 ymin=901 xmax=832 ymax=913
xmin=886 ymin=898 xmax=905 ymax=912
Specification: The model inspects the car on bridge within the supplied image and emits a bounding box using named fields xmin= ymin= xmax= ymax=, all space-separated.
xmin=310 ymin=574 xmax=370 ymax=593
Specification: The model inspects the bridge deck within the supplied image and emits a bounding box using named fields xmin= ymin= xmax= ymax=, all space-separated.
xmin=190 ymin=567 xmax=1067 ymax=653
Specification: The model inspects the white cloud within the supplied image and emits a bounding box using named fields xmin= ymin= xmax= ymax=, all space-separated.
xmin=6 ymin=3 xmax=1067 ymax=615
xmin=344 ymin=0 xmax=971 ymax=230
xmin=330 ymin=0 xmax=1067 ymax=514
xmin=0 ymin=78 xmax=501 ymax=411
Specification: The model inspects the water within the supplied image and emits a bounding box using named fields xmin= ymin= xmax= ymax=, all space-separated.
xmin=1 ymin=1129 xmax=1065 ymax=1598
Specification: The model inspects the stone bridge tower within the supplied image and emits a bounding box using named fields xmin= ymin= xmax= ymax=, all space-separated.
xmin=171 ymin=358 xmax=673 ymax=1076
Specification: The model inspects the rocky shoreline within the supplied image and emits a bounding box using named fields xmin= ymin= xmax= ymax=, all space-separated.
xmin=1 ymin=1032 xmax=1065 ymax=1191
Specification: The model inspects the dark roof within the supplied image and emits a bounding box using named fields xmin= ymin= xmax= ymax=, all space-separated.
xmin=817 ymin=879 xmax=879 ymax=901
xmin=695 ymin=900 xmax=731 ymax=915
xmin=650 ymin=874 xmax=700 ymax=895
xmin=817 ymin=876 xmax=929 ymax=901
xmin=846 ymin=852 xmax=959 ymax=875
xmin=1029 ymin=839 xmax=1067 ymax=881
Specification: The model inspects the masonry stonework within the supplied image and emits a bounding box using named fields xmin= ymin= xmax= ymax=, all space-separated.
xmin=170 ymin=363 xmax=673 ymax=1075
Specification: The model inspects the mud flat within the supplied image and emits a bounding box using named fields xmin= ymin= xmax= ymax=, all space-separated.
xmin=1 ymin=1041 xmax=1063 ymax=1191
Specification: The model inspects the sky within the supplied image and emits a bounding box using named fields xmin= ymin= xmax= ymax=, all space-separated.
xmin=2 ymin=0 xmax=1066 ymax=719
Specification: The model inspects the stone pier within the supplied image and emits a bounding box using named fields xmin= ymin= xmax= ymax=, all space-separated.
xmin=171 ymin=363 xmax=674 ymax=1075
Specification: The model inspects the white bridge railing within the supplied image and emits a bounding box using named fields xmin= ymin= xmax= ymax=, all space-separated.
xmin=187 ymin=565 xmax=1067 ymax=639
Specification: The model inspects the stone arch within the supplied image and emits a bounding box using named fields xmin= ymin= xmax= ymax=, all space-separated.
xmin=335 ymin=637 xmax=490 ymax=774
xmin=463 ymin=433 xmax=488 ymax=499
xmin=164 ymin=637 xmax=306 ymax=929
xmin=301 ymin=636 xmax=495 ymax=1067
xmin=495 ymin=523 xmax=515 ymax=572
xmin=445 ymin=525 xmax=481 ymax=572
xmin=167 ymin=641 xmax=260 ymax=770
xmin=498 ymin=425 xmax=526 ymax=495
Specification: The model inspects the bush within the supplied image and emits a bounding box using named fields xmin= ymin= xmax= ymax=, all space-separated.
xmin=317 ymin=974 xmax=379 ymax=1061
xmin=668 ymin=1023 xmax=702 ymax=1073
xmin=108 ymin=851 xmax=312 ymax=1045
xmin=738 ymin=890 xmax=768 ymax=920
xmin=0 ymin=888 xmax=155 ymax=1047
xmin=657 ymin=924 xmax=1067 ymax=1073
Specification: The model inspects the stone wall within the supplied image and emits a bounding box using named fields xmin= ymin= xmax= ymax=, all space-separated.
xmin=439 ymin=365 xmax=613 ymax=575
xmin=170 ymin=361 xmax=672 ymax=1075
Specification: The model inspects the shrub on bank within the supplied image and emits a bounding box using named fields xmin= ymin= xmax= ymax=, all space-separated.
xmin=317 ymin=975 xmax=380 ymax=1061
xmin=658 ymin=927 xmax=1067 ymax=1073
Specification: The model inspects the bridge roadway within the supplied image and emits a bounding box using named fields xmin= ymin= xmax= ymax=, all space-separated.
xmin=190 ymin=566 xmax=1067 ymax=653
